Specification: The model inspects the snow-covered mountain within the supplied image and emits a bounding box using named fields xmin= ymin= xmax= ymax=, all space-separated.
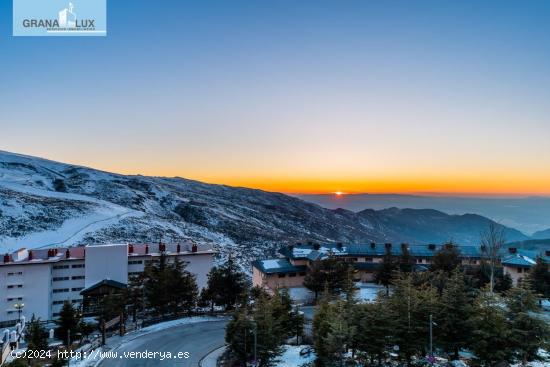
xmin=0 ymin=151 xmax=529 ymax=269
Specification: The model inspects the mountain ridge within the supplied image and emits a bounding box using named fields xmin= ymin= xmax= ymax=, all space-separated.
xmin=0 ymin=150 xmax=530 ymax=269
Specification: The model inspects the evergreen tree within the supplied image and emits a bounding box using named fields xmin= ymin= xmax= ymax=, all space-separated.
xmin=354 ymin=301 xmax=395 ymax=366
xmin=470 ymin=289 xmax=513 ymax=366
xmin=529 ymin=258 xmax=550 ymax=300
xmin=143 ymin=252 xmax=171 ymax=316
xmin=55 ymin=302 xmax=79 ymax=346
xmin=143 ymin=253 xmax=198 ymax=316
xmin=26 ymin=314 xmax=49 ymax=354
xmin=203 ymin=257 xmax=246 ymax=310
xmin=387 ymin=274 xmax=439 ymax=365
xmin=304 ymin=257 xmax=350 ymax=300
xmin=399 ymin=245 xmax=415 ymax=273
xmin=168 ymin=257 xmax=198 ymax=315
xmin=225 ymin=292 xmax=291 ymax=366
xmin=430 ymin=243 xmax=461 ymax=273
xmin=313 ymin=294 xmax=357 ymax=367
xmin=126 ymin=273 xmax=145 ymax=321
xmin=374 ymin=248 xmax=398 ymax=295
xmin=435 ymin=271 xmax=473 ymax=360
xmin=505 ymin=280 xmax=550 ymax=365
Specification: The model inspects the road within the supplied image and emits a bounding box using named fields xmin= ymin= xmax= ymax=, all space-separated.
xmin=98 ymin=320 xmax=228 ymax=367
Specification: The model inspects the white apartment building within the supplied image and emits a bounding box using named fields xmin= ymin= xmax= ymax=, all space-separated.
xmin=0 ymin=243 xmax=215 ymax=326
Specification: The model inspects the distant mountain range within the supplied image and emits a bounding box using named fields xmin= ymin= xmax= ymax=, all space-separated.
xmin=0 ymin=151 xmax=537 ymax=270
xmin=298 ymin=193 xmax=550 ymax=235
xmin=533 ymin=228 xmax=550 ymax=240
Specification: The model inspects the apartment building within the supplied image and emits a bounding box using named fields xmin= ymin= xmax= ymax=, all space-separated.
xmin=253 ymin=242 xmax=549 ymax=290
xmin=0 ymin=242 xmax=215 ymax=326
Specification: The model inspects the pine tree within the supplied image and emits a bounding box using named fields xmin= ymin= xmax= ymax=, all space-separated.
xmin=430 ymin=243 xmax=461 ymax=273
xmin=126 ymin=273 xmax=145 ymax=321
xmin=435 ymin=271 xmax=473 ymax=360
xmin=225 ymin=292 xmax=289 ymax=366
xmin=169 ymin=257 xmax=198 ymax=315
xmin=529 ymin=258 xmax=550 ymax=301
xmin=304 ymin=257 xmax=350 ymax=300
xmin=26 ymin=314 xmax=49 ymax=354
xmin=55 ymin=302 xmax=79 ymax=346
xmin=470 ymin=289 xmax=513 ymax=366
xmin=374 ymin=248 xmax=398 ymax=295
xmin=203 ymin=257 xmax=246 ymax=310
xmin=388 ymin=274 xmax=439 ymax=365
xmin=354 ymin=301 xmax=395 ymax=366
xmin=505 ymin=280 xmax=550 ymax=365
xmin=399 ymin=245 xmax=415 ymax=273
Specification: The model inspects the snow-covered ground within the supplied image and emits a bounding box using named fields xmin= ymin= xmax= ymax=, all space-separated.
xmin=275 ymin=345 xmax=315 ymax=367
xmin=289 ymin=283 xmax=385 ymax=304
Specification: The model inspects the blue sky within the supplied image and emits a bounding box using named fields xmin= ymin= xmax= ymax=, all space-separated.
xmin=1 ymin=0 xmax=550 ymax=194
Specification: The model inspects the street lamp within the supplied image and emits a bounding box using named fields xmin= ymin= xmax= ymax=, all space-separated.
xmin=13 ymin=303 xmax=24 ymax=323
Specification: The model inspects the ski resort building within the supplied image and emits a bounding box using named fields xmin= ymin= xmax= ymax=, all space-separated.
xmin=253 ymin=242 xmax=550 ymax=290
xmin=0 ymin=243 xmax=215 ymax=326
xmin=502 ymin=247 xmax=550 ymax=284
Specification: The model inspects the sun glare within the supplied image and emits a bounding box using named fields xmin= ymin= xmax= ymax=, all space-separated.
xmin=334 ymin=191 xmax=344 ymax=196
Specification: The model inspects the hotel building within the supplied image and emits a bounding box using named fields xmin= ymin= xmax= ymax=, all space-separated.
xmin=0 ymin=243 xmax=215 ymax=326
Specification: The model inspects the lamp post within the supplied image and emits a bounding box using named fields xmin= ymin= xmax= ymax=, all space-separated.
xmin=13 ymin=303 xmax=24 ymax=323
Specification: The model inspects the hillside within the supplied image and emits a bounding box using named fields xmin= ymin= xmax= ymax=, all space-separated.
xmin=0 ymin=151 xmax=529 ymax=269
xmin=532 ymin=228 xmax=550 ymax=240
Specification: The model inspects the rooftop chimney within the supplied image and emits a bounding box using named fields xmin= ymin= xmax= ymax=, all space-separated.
xmin=428 ymin=244 xmax=436 ymax=250
xmin=509 ymin=247 xmax=517 ymax=254
xmin=159 ymin=243 xmax=166 ymax=252
xmin=65 ymin=249 xmax=70 ymax=259
xmin=313 ymin=243 xmax=320 ymax=250
xmin=191 ymin=244 xmax=198 ymax=253
xmin=145 ymin=245 xmax=149 ymax=255
xmin=128 ymin=244 xmax=134 ymax=254
xmin=370 ymin=242 xmax=376 ymax=249
xmin=28 ymin=251 xmax=33 ymax=261
xmin=177 ymin=244 xmax=181 ymax=253
xmin=3 ymin=254 xmax=10 ymax=263
xmin=385 ymin=243 xmax=392 ymax=249
xmin=545 ymin=250 xmax=550 ymax=257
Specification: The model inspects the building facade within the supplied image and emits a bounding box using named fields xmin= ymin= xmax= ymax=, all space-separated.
xmin=0 ymin=243 xmax=215 ymax=325
xmin=253 ymin=242 xmax=549 ymax=290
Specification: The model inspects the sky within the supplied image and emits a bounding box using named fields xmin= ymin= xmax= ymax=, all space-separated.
xmin=1 ymin=0 xmax=550 ymax=195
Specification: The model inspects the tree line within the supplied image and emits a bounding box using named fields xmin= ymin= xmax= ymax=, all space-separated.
xmin=310 ymin=247 xmax=550 ymax=367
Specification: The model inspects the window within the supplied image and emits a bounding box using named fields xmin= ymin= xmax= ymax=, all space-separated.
xmin=53 ymin=288 xmax=69 ymax=293
xmin=288 ymin=273 xmax=296 ymax=277
xmin=365 ymin=257 xmax=373 ymax=262
xmin=517 ymin=268 xmax=523 ymax=273
xmin=71 ymin=276 xmax=85 ymax=280
xmin=53 ymin=300 xmax=65 ymax=305
xmin=7 ymin=297 xmax=23 ymax=302
xmin=71 ymin=299 xmax=81 ymax=304
xmin=128 ymin=260 xmax=143 ymax=265
xmin=71 ymin=287 xmax=84 ymax=292
xmin=299 ymin=272 xmax=306 ymax=276
xmin=7 ymin=285 xmax=23 ymax=289
xmin=53 ymin=265 xmax=69 ymax=270
xmin=7 ymin=272 xmax=22 ymax=276
xmin=53 ymin=277 xmax=70 ymax=282
xmin=277 ymin=273 xmax=286 ymax=278
xmin=71 ymin=264 xmax=85 ymax=268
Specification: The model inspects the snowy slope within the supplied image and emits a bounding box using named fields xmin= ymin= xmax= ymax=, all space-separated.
xmin=0 ymin=150 xmax=529 ymax=269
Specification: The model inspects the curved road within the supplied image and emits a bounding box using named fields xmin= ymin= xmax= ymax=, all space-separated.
xmin=98 ymin=320 xmax=228 ymax=367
